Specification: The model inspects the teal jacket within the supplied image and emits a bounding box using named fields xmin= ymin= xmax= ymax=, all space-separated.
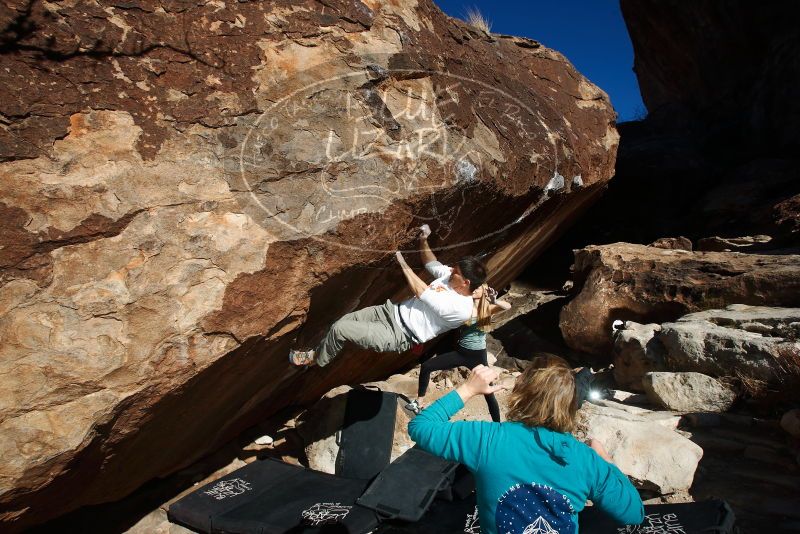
xmin=408 ymin=391 xmax=644 ymax=534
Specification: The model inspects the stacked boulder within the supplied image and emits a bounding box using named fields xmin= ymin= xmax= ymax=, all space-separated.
xmin=612 ymin=305 xmax=800 ymax=403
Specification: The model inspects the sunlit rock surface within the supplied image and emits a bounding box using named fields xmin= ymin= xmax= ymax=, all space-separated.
xmin=0 ymin=0 xmax=618 ymax=528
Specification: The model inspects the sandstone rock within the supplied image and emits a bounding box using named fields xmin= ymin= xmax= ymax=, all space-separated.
xmin=485 ymin=282 xmax=583 ymax=369
xmin=641 ymin=492 xmax=693 ymax=505
xmin=696 ymin=235 xmax=772 ymax=252
xmin=593 ymin=398 xmax=681 ymax=430
xmin=559 ymin=243 xmax=800 ymax=356
xmin=659 ymin=305 xmax=800 ymax=384
xmin=125 ymin=508 xmax=195 ymax=534
xmin=743 ymin=445 xmax=793 ymax=468
xmin=642 ymin=372 xmax=736 ymax=413
xmin=253 ymin=435 xmax=274 ymax=446
xmin=0 ymin=0 xmax=619 ymax=529
xmin=781 ymin=409 xmax=800 ymax=438
xmin=612 ymin=321 xmax=667 ymax=391
xmin=609 ymin=390 xmax=649 ymax=405
xmin=694 ymin=436 xmax=748 ymax=454
xmin=577 ymin=402 xmax=703 ymax=494
xmin=681 ymin=413 xmax=722 ymax=428
xmin=649 ymin=237 xmax=692 ymax=251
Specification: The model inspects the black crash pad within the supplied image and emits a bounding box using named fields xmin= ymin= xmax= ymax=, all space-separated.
xmin=580 ymin=499 xmax=736 ymax=534
xmin=335 ymin=389 xmax=398 ymax=480
xmin=168 ymin=458 xmax=379 ymax=534
xmin=356 ymin=446 xmax=458 ymax=522
xmin=373 ymin=493 xmax=479 ymax=534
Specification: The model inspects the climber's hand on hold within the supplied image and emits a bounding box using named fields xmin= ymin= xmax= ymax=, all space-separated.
xmin=419 ymin=224 xmax=431 ymax=240
xmin=486 ymin=286 xmax=498 ymax=304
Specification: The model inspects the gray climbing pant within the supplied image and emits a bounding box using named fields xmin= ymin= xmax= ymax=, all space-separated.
xmin=315 ymin=300 xmax=413 ymax=367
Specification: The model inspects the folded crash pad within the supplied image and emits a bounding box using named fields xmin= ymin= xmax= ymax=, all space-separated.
xmin=356 ymin=446 xmax=458 ymax=522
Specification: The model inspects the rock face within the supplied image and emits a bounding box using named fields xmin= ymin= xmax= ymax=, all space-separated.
xmin=696 ymin=235 xmax=773 ymax=253
xmin=618 ymin=1 xmax=800 ymax=246
xmin=528 ymin=2 xmax=800 ymax=268
xmin=559 ymin=243 xmax=800 ymax=356
xmin=611 ymin=306 xmax=800 ymax=398
xmin=649 ymin=237 xmax=692 ymax=251
xmin=659 ymin=306 xmax=800 ymax=385
xmin=0 ymin=1 xmax=619 ymax=528
xmin=621 ymin=0 xmax=800 ymax=152
xmin=613 ymin=322 xmax=667 ymax=392
xmin=642 ymin=372 xmax=736 ymax=413
xmin=578 ymin=401 xmax=703 ymax=494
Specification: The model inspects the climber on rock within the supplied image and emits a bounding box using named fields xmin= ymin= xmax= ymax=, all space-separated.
xmin=405 ymin=283 xmax=512 ymax=421
xmin=289 ymin=224 xmax=487 ymax=367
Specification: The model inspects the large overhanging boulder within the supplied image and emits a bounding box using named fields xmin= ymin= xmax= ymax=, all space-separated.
xmin=560 ymin=243 xmax=800 ymax=356
xmin=0 ymin=0 xmax=618 ymax=529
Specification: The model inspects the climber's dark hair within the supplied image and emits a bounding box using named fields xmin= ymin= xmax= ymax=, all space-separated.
xmin=456 ymin=256 xmax=488 ymax=291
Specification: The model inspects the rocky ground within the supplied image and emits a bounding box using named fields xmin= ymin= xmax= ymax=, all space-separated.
xmin=31 ymin=277 xmax=800 ymax=534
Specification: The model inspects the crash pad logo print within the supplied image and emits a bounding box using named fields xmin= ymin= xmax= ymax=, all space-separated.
xmin=495 ymin=482 xmax=575 ymax=534
xmin=618 ymin=512 xmax=686 ymax=533
xmin=465 ymin=505 xmax=481 ymax=533
xmin=203 ymin=478 xmax=252 ymax=500
xmin=301 ymin=502 xmax=352 ymax=525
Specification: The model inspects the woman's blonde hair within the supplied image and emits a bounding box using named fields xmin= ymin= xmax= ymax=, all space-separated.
xmin=506 ymin=354 xmax=578 ymax=433
xmin=475 ymin=284 xmax=492 ymax=332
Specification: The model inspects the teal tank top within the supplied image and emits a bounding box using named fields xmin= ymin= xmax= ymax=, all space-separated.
xmin=458 ymin=317 xmax=487 ymax=350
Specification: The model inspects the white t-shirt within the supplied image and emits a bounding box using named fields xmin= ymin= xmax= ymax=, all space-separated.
xmin=395 ymin=261 xmax=474 ymax=343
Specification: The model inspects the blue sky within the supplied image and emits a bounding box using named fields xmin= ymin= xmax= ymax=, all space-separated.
xmin=432 ymin=0 xmax=646 ymax=122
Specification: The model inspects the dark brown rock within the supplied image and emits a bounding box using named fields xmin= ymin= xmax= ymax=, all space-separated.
xmin=559 ymin=243 xmax=800 ymax=356
xmin=621 ymin=0 xmax=800 ymax=152
xmin=526 ymin=2 xmax=800 ymax=265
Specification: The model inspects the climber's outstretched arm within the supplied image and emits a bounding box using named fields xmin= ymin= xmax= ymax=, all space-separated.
xmin=396 ymin=252 xmax=428 ymax=298
xmin=418 ymin=224 xmax=438 ymax=265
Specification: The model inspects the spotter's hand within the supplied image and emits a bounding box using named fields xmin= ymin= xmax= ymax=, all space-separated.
xmin=459 ymin=364 xmax=507 ymax=399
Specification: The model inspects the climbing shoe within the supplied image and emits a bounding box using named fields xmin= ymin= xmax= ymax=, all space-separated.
xmin=404 ymin=399 xmax=422 ymax=415
xmin=289 ymin=349 xmax=315 ymax=366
